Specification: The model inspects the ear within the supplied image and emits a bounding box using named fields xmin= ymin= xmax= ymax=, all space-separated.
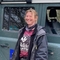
xmin=35 ymin=16 xmax=38 ymax=21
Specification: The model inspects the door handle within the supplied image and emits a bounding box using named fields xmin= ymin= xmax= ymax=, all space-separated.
xmin=0 ymin=44 xmax=9 ymax=48
xmin=48 ymin=49 xmax=54 ymax=55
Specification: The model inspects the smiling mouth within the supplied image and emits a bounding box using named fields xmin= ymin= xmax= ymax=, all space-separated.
xmin=26 ymin=19 xmax=32 ymax=21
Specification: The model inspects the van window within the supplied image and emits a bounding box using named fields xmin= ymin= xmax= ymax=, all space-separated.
xmin=46 ymin=7 xmax=60 ymax=35
xmin=3 ymin=7 xmax=34 ymax=31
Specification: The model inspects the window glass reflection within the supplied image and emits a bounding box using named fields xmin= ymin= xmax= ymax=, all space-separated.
xmin=46 ymin=7 xmax=60 ymax=35
xmin=3 ymin=7 xmax=34 ymax=31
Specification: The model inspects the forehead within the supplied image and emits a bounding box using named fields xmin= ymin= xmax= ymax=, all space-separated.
xmin=25 ymin=11 xmax=35 ymax=16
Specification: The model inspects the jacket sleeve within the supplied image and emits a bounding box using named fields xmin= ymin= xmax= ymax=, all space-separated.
xmin=11 ymin=29 xmax=22 ymax=60
xmin=35 ymin=35 xmax=48 ymax=60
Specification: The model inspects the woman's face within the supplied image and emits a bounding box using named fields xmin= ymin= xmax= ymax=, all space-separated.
xmin=24 ymin=12 xmax=37 ymax=27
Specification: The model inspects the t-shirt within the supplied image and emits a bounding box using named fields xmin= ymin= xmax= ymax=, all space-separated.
xmin=20 ymin=30 xmax=34 ymax=57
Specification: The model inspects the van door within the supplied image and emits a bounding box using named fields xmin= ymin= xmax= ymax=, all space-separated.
xmin=41 ymin=3 xmax=60 ymax=60
xmin=0 ymin=3 xmax=42 ymax=60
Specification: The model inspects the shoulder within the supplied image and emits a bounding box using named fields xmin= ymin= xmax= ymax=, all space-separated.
xmin=19 ymin=27 xmax=24 ymax=32
xmin=18 ymin=26 xmax=25 ymax=33
xmin=37 ymin=25 xmax=46 ymax=36
xmin=18 ymin=27 xmax=24 ymax=37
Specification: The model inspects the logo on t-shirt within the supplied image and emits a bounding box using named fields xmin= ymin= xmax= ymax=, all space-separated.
xmin=21 ymin=36 xmax=27 ymax=42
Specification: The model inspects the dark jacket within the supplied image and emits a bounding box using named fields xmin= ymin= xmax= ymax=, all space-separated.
xmin=11 ymin=25 xmax=48 ymax=60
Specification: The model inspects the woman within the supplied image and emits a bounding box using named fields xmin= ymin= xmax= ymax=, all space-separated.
xmin=12 ymin=8 xmax=48 ymax=60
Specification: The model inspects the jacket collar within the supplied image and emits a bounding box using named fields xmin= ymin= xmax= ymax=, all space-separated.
xmin=23 ymin=24 xmax=37 ymax=35
xmin=20 ymin=24 xmax=45 ymax=36
xmin=36 ymin=25 xmax=46 ymax=36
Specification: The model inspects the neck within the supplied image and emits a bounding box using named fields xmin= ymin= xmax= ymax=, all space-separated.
xmin=26 ymin=24 xmax=37 ymax=31
xmin=28 ymin=23 xmax=36 ymax=28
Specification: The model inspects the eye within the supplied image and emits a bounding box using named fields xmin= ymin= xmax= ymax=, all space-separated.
xmin=26 ymin=15 xmax=28 ymax=17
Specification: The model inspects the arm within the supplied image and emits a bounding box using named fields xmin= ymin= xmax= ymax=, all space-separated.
xmin=11 ymin=29 xmax=22 ymax=60
xmin=35 ymin=35 xmax=48 ymax=60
